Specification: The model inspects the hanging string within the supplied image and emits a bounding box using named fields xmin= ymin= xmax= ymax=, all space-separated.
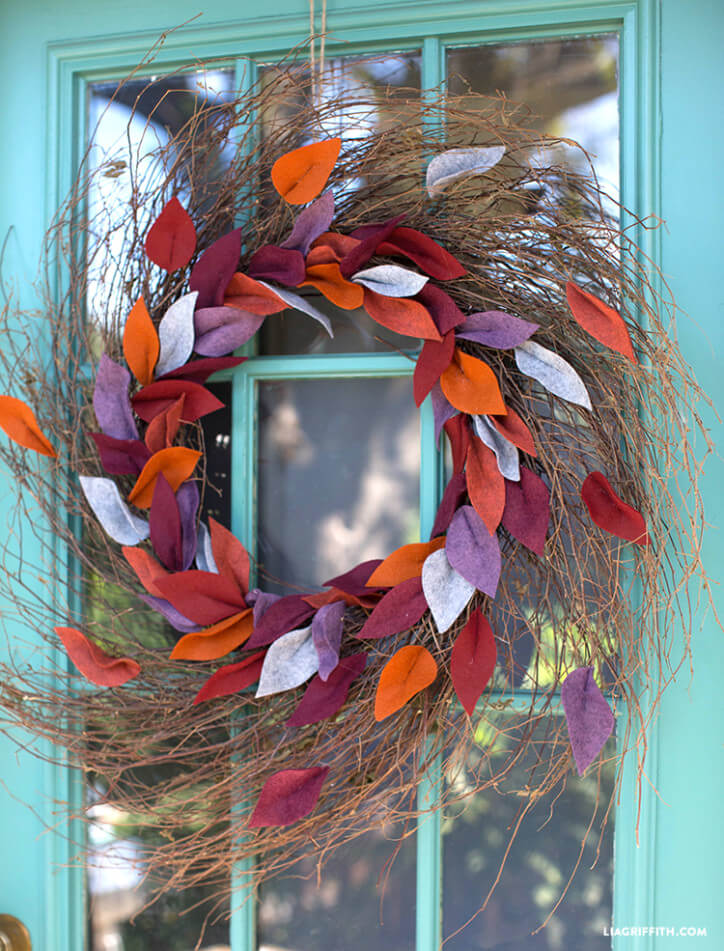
xmin=308 ymin=0 xmax=327 ymax=107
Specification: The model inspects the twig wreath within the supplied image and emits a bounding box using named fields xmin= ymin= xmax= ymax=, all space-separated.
xmin=0 ymin=63 xmax=711 ymax=926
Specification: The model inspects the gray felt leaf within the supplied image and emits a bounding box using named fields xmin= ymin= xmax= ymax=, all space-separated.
xmin=79 ymin=475 xmax=149 ymax=545
xmin=259 ymin=282 xmax=333 ymax=337
xmin=472 ymin=414 xmax=520 ymax=482
xmin=351 ymin=265 xmax=428 ymax=298
xmin=421 ymin=547 xmax=475 ymax=634
xmin=195 ymin=521 xmax=218 ymax=574
xmin=514 ymin=340 xmax=592 ymax=411
xmin=426 ymin=146 xmax=506 ymax=198
xmin=255 ymin=624 xmax=320 ymax=698
xmin=156 ymin=291 xmax=198 ymax=377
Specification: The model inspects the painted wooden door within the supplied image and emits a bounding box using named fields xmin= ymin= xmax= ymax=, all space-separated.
xmin=0 ymin=1 xmax=721 ymax=949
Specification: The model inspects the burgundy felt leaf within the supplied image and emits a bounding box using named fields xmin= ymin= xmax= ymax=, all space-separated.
xmin=446 ymin=505 xmax=501 ymax=598
xmin=93 ymin=354 xmax=138 ymax=441
xmin=416 ymin=284 xmax=466 ymax=335
xmin=413 ymin=331 xmax=455 ymax=407
xmin=376 ymin=226 xmax=467 ymax=281
xmin=357 ymin=576 xmax=428 ymax=639
xmin=561 ymin=666 xmax=615 ymax=775
xmin=287 ymin=653 xmax=367 ymax=727
xmin=209 ymin=516 xmax=250 ymax=596
xmin=145 ymin=196 xmax=197 ymax=272
xmin=248 ymin=767 xmax=329 ymax=828
xmin=90 ymin=432 xmax=151 ymax=475
xmin=501 ymin=466 xmax=550 ymax=556
xmin=323 ymin=560 xmax=384 ymax=597
xmin=247 ymin=246 xmax=306 ymax=286
xmin=189 ymin=228 xmax=242 ymax=308
xmin=149 ymin=474 xmax=183 ymax=571
xmin=281 ymin=192 xmax=335 ymax=255
xmin=139 ymin=594 xmax=198 ymax=632
xmin=153 ymin=570 xmax=247 ymax=626
xmin=566 ymin=282 xmax=637 ymax=363
xmin=311 ymin=600 xmax=346 ymax=680
xmin=581 ymin=471 xmax=649 ymax=545
xmin=444 ymin=415 xmax=472 ymax=476
xmin=450 ymin=609 xmax=497 ymax=715
xmin=192 ymin=651 xmax=266 ymax=705
xmin=340 ymin=214 xmax=406 ymax=277
xmin=55 ymin=626 xmax=140 ymax=687
xmin=131 ymin=380 xmax=224 ymax=423
xmin=194 ymin=307 xmax=265 ymax=356
xmin=157 ymin=355 xmax=247 ymax=384
xmin=456 ymin=310 xmax=539 ymax=349
xmin=431 ymin=382 xmax=457 ymax=445
xmin=430 ymin=472 xmax=468 ymax=538
xmin=245 ymin=595 xmax=315 ymax=648
xmin=176 ymin=480 xmax=199 ymax=571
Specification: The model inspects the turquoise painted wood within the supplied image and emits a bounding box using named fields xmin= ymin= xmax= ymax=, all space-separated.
xmin=0 ymin=1 xmax=721 ymax=949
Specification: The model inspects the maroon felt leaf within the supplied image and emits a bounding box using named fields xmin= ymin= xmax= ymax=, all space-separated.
xmin=131 ymin=380 xmax=224 ymax=423
xmin=376 ymin=226 xmax=467 ymax=281
xmin=446 ymin=505 xmax=501 ymax=598
xmin=145 ymin=197 xmax=197 ymax=272
xmin=357 ymin=576 xmax=428 ymax=639
xmin=501 ymin=466 xmax=551 ymax=556
xmin=139 ymin=594 xmax=197 ymax=632
xmin=281 ymin=192 xmax=335 ymax=255
xmin=194 ymin=307 xmax=265 ymax=356
xmin=245 ymin=595 xmax=315 ymax=648
xmin=444 ymin=415 xmax=472 ymax=476
xmin=312 ymin=600 xmax=346 ymax=680
xmin=561 ymin=666 xmax=615 ymax=775
xmin=189 ymin=228 xmax=242 ymax=308
xmin=413 ymin=331 xmax=455 ymax=407
xmin=323 ymin=560 xmax=384 ymax=597
xmin=93 ymin=354 xmax=138 ymax=441
xmin=581 ymin=471 xmax=649 ymax=546
xmin=157 ymin=355 xmax=247 ymax=384
xmin=153 ymin=570 xmax=247 ymax=626
xmin=248 ymin=767 xmax=329 ymax=828
xmin=450 ymin=609 xmax=497 ymax=715
xmin=431 ymin=382 xmax=457 ymax=445
xmin=89 ymin=432 xmax=151 ymax=476
xmin=340 ymin=214 xmax=406 ymax=277
xmin=176 ymin=480 xmax=199 ymax=571
xmin=456 ymin=310 xmax=539 ymax=349
xmin=149 ymin=474 xmax=183 ymax=571
xmin=430 ymin=472 xmax=467 ymax=538
xmin=192 ymin=651 xmax=266 ymax=705
xmin=287 ymin=653 xmax=367 ymax=727
xmin=416 ymin=284 xmax=466 ymax=335
xmin=247 ymin=246 xmax=306 ymax=286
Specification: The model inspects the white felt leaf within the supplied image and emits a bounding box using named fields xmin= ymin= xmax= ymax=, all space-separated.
xmin=255 ymin=624 xmax=319 ymax=698
xmin=426 ymin=146 xmax=506 ymax=198
xmin=79 ymin=476 xmax=149 ymax=545
xmin=514 ymin=340 xmax=592 ymax=411
xmin=259 ymin=282 xmax=333 ymax=337
xmin=421 ymin=547 xmax=475 ymax=634
xmin=351 ymin=265 xmax=428 ymax=298
xmin=155 ymin=291 xmax=198 ymax=377
xmin=472 ymin=414 xmax=520 ymax=481
xmin=195 ymin=521 xmax=218 ymax=574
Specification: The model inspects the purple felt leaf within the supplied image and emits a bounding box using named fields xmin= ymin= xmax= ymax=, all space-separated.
xmin=357 ymin=576 xmax=427 ymax=639
xmin=501 ymin=465 xmax=550 ymax=556
xmin=194 ymin=307 xmax=265 ymax=356
xmin=247 ymin=246 xmax=306 ymax=286
xmin=281 ymin=192 xmax=335 ymax=255
xmin=189 ymin=228 xmax=242 ymax=308
xmin=456 ymin=310 xmax=539 ymax=349
xmin=561 ymin=666 xmax=615 ymax=775
xmin=311 ymin=600 xmax=346 ymax=681
xmin=149 ymin=474 xmax=183 ymax=571
xmin=157 ymin=355 xmax=247 ymax=384
xmin=246 ymin=588 xmax=282 ymax=626
xmin=287 ymin=653 xmax=367 ymax=727
xmin=446 ymin=505 xmax=501 ymax=598
xmin=176 ymin=479 xmax=199 ymax=571
xmin=245 ymin=594 xmax=315 ymax=648
xmin=139 ymin=594 xmax=198 ymax=632
xmin=323 ymin=559 xmax=383 ymax=597
xmin=93 ymin=354 xmax=139 ymax=441
xmin=431 ymin=472 xmax=468 ymax=538
xmin=416 ymin=284 xmax=466 ymax=335
xmin=430 ymin=382 xmax=457 ymax=446
xmin=89 ymin=432 xmax=151 ymax=475
xmin=248 ymin=766 xmax=329 ymax=828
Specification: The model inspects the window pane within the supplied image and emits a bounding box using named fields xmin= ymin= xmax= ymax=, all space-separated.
xmin=257 ymin=377 xmax=420 ymax=593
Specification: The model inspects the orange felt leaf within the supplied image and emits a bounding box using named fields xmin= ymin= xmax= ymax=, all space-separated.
xmin=465 ymin=438 xmax=505 ymax=534
xmin=144 ymin=394 xmax=185 ymax=453
xmin=123 ymin=297 xmax=159 ymax=386
xmin=302 ymin=263 xmax=364 ymax=310
xmin=366 ymin=537 xmax=446 ymax=588
xmin=170 ymin=609 xmax=254 ymax=661
xmin=374 ymin=644 xmax=438 ymax=721
xmin=440 ymin=349 xmax=507 ymax=415
xmin=122 ymin=546 xmax=169 ymax=597
xmin=491 ymin=407 xmax=537 ymax=458
xmin=55 ymin=626 xmax=141 ymax=687
xmin=223 ymin=272 xmax=287 ymax=316
xmin=127 ymin=446 xmax=201 ymax=509
xmin=0 ymin=395 xmax=56 ymax=457
xmin=209 ymin=517 xmax=250 ymax=596
xmin=363 ymin=288 xmax=442 ymax=341
xmin=271 ymin=138 xmax=342 ymax=205
xmin=566 ymin=281 xmax=637 ymax=363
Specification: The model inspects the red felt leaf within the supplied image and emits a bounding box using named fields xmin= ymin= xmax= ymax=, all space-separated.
xmin=122 ymin=546 xmax=168 ymax=597
xmin=287 ymin=653 xmax=367 ymax=726
xmin=308 ymin=231 xmax=361 ymax=264
xmin=144 ymin=394 xmax=185 ymax=453
xmin=413 ymin=331 xmax=455 ymax=406
xmin=444 ymin=415 xmax=472 ymax=476
xmin=154 ymin=570 xmax=247 ymax=626
xmin=566 ymin=281 xmax=637 ymax=363
xmin=248 ymin=767 xmax=330 ymax=828
xmin=581 ymin=471 xmax=649 ymax=545
xmin=416 ymin=284 xmax=466 ymax=335
xmin=450 ymin=609 xmax=497 ymax=716
xmin=132 ymin=380 xmax=224 ymax=423
xmin=209 ymin=516 xmax=250 ymax=596
xmin=223 ymin=272 xmax=287 ymax=315
xmin=192 ymin=651 xmax=266 ymax=704
xmin=490 ymin=407 xmax=537 ymax=458
xmin=465 ymin=437 xmax=505 ymax=534
xmin=363 ymin=288 xmax=442 ymax=341
xmin=357 ymin=577 xmax=428 ymax=639
xmin=377 ymin=226 xmax=467 ymax=281
xmin=430 ymin=472 xmax=468 ymax=538
xmin=145 ymin=197 xmax=197 ymax=272
xmin=55 ymin=626 xmax=140 ymax=687
xmin=501 ymin=466 xmax=551 ymax=555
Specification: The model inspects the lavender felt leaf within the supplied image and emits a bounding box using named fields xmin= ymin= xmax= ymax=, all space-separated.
xmin=255 ymin=624 xmax=319 ymax=698
xmin=561 ymin=666 xmax=615 ymax=775
xmin=311 ymin=600 xmax=346 ymax=681
xmin=351 ymin=264 xmax=428 ymax=298
xmin=430 ymin=382 xmax=457 ymax=446
xmin=155 ymin=291 xmax=198 ymax=377
xmin=194 ymin=307 xmax=265 ymax=356
xmin=258 ymin=283 xmax=333 ymax=337
xmin=93 ymin=354 xmax=139 ymax=441
xmin=456 ymin=310 xmax=539 ymax=349
xmin=79 ymin=475 xmax=149 ymax=545
xmin=472 ymin=414 xmax=520 ymax=481
xmin=421 ymin=547 xmax=475 ymax=633
xmin=176 ymin=479 xmax=199 ymax=571
xmin=426 ymin=146 xmax=506 ymax=198
xmin=189 ymin=228 xmax=242 ymax=308
xmin=515 ymin=340 xmax=592 ymax=411
xmin=247 ymin=588 xmax=282 ymax=626
xmin=446 ymin=505 xmax=501 ymax=598
xmin=139 ymin=594 xmax=198 ymax=632
xmin=281 ymin=191 xmax=335 ymax=255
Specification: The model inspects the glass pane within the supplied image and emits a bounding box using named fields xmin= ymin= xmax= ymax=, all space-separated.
xmin=257 ymin=377 xmax=420 ymax=593
xmin=442 ymin=713 xmax=615 ymax=949
xmin=202 ymin=381 xmax=234 ymax=529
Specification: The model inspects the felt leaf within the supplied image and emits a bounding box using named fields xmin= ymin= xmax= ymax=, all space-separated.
xmin=501 ymin=465 xmax=551 ymax=556
xmin=153 ymin=570 xmax=246 ymax=626
xmin=566 ymin=282 xmax=637 ymax=362
xmin=248 ymin=589 xmax=282 ymax=626
xmin=258 ymin=283 xmax=333 ymax=337
xmin=311 ymin=600 xmax=346 ymax=681
xmin=255 ymin=624 xmax=319 ymax=697
xmin=149 ymin=474 xmax=183 ymax=571
xmin=490 ymin=407 xmax=537 ymax=458
xmin=309 ymin=231 xmax=361 ymax=265
xmin=426 ymin=145 xmax=506 ymax=197
xmin=171 ymin=608 xmax=254 ymax=661
xmin=581 ymin=471 xmax=649 ymax=545
xmin=430 ymin=472 xmax=468 ymax=539
xmin=155 ymin=291 xmax=198 ymax=377
xmin=352 ymin=264 xmax=428 ymax=298
xmin=456 ymin=310 xmax=539 ymax=350
xmin=127 ymin=447 xmax=201 ymax=509
xmin=209 ymin=517 xmax=250 ymax=595
xmin=176 ymin=480 xmax=199 ymax=571
xmin=139 ymin=594 xmax=198 ymax=632
xmin=324 ymin=560 xmax=384 ymax=596
xmin=248 ymin=767 xmax=329 ymax=828
xmin=89 ymin=433 xmax=150 ymax=475
xmin=465 ymin=437 xmax=505 ymax=534
xmin=561 ymin=666 xmax=615 ymax=776
xmin=131 ymin=380 xmax=224 ymax=423
xmin=271 ymin=138 xmax=341 ymax=204
xmin=363 ymin=288 xmax=441 ymax=341
xmin=431 ymin=383 xmax=457 ymax=445
xmin=0 ymin=396 xmax=57 ymax=457
xmin=302 ymin=263 xmax=364 ymax=310
xmin=123 ymin=297 xmax=159 ymax=386
xmin=515 ymin=340 xmax=592 ymax=411
xmin=55 ymin=626 xmax=140 ymax=687
xmin=246 ymin=595 xmax=315 ymax=648
xmin=413 ymin=332 xmax=455 ymax=407
xmin=421 ymin=547 xmax=475 ymax=633
xmin=472 ymin=414 xmax=520 ymax=481
xmin=248 ymin=246 xmax=306 ymax=286
xmin=195 ymin=521 xmax=218 ymax=574
xmin=189 ymin=228 xmax=242 ymax=308
xmin=194 ymin=306 xmax=266 ymax=356
xmin=93 ymin=354 xmax=138 ymax=441
xmin=374 ymin=644 xmax=438 ymax=721
xmin=122 ymin=545 xmax=168 ymax=597
xmin=446 ymin=505 xmax=501 ymax=598
xmin=366 ymin=537 xmax=446 ymax=588
xmin=144 ymin=197 xmax=196 ymax=271
xmin=157 ymin=355 xmax=247 ymax=384
xmin=193 ymin=650 xmax=266 ymax=704
xmin=281 ymin=192 xmax=335 ymax=255
xmin=375 ymin=226 xmax=466 ymax=281
xmin=287 ymin=653 xmax=367 ymax=727
xmin=144 ymin=395 xmax=185 ymax=454
xmin=450 ymin=610 xmax=497 ymax=716
xmin=223 ymin=273 xmax=286 ymax=315
xmin=79 ymin=476 xmax=149 ymax=545
xmin=440 ymin=349 xmax=506 ymax=415
xmin=443 ymin=415 xmax=472 ymax=476
xmin=357 ymin=576 xmax=427 ymax=639
xmin=417 ymin=284 xmax=466 ymax=335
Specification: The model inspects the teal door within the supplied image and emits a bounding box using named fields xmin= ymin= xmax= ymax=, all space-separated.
xmin=1 ymin=1 xmax=721 ymax=949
